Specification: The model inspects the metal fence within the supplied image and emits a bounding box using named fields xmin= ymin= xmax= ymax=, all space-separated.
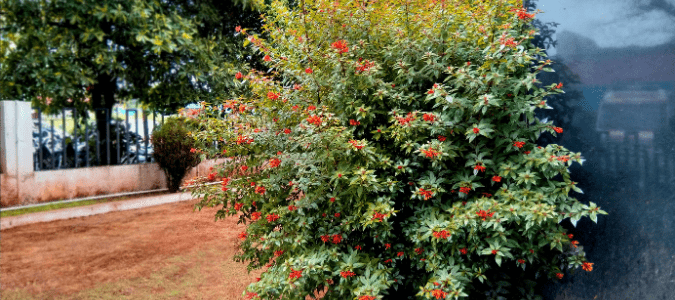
xmin=32 ymin=106 xmax=169 ymax=171
xmin=591 ymin=133 xmax=675 ymax=191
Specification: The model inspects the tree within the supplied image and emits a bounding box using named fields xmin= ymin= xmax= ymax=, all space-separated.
xmin=189 ymin=0 xmax=606 ymax=299
xmin=0 ymin=0 xmax=262 ymax=164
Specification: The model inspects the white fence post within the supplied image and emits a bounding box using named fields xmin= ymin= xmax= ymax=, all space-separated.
xmin=1 ymin=100 xmax=35 ymax=206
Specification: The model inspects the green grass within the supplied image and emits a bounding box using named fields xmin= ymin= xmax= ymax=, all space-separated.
xmin=0 ymin=196 xmax=131 ymax=218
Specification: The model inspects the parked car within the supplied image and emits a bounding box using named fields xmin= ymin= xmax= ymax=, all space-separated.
xmin=596 ymin=89 xmax=672 ymax=145
xmin=33 ymin=119 xmax=154 ymax=170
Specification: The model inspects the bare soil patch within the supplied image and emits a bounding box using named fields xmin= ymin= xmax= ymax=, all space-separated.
xmin=1 ymin=199 xmax=261 ymax=299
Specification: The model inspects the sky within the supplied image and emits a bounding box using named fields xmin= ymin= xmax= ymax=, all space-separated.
xmin=533 ymin=0 xmax=675 ymax=56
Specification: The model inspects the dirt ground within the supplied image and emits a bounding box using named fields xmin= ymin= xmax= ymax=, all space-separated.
xmin=0 ymin=199 xmax=262 ymax=299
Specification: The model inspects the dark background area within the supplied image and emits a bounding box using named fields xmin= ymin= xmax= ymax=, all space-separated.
xmin=526 ymin=0 xmax=675 ymax=299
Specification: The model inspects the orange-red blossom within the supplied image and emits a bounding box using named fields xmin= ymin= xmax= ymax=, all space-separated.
xmin=431 ymin=289 xmax=448 ymax=299
xmin=420 ymin=147 xmax=440 ymax=158
xmin=582 ymin=262 xmax=594 ymax=272
xmin=307 ymin=115 xmax=322 ymax=126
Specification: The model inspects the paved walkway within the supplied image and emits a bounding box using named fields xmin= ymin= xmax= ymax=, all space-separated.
xmin=1 ymin=191 xmax=196 ymax=230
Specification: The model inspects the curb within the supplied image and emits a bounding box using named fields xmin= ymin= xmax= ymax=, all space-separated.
xmin=1 ymin=191 xmax=196 ymax=230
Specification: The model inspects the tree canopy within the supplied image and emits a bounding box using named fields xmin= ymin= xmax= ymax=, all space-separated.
xmin=0 ymin=0 xmax=263 ymax=114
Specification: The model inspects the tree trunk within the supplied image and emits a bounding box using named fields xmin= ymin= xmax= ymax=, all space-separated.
xmin=91 ymin=72 xmax=118 ymax=165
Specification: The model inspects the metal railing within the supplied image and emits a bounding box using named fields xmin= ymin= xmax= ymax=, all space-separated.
xmin=32 ymin=106 xmax=168 ymax=171
xmin=592 ymin=133 xmax=675 ymax=191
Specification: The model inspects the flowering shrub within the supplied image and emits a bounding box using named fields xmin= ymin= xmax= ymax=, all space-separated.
xmin=189 ymin=0 xmax=607 ymax=299
xmin=151 ymin=117 xmax=201 ymax=192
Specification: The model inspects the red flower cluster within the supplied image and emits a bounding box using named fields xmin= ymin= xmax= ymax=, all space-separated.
xmin=349 ymin=140 xmax=364 ymax=150
xmin=420 ymin=147 xmax=440 ymax=158
xmin=267 ymin=91 xmax=280 ymax=100
xmin=331 ymin=40 xmax=349 ymax=53
xmin=414 ymin=248 xmax=424 ymax=255
xmin=355 ymin=60 xmax=375 ymax=73
xmin=264 ymin=55 xmax=271 ymax=62
xmin=207 ymin=172 xmax=217 ymax=181
xmin=518 ymin=259 xmax=525 ymax=264
xmin=510 ymin=7 xmax=535 ymax=20
xmin=491 ymin=249 xmax=498 ymax=255
xmin=499 ymin=35 xmax=519 ymax=48
xmin=437 ymin=135 xmax=446 ymax=141
xmin=556 ymin=82 xmax=563 ymax=89
xmin=431 ymin=289 xmax=448 ymax=300
xmin=385 ymin=243 xmax=391 ymax=249
xmin=553 ymin=127 xmax=563 ymax=133
xmin=492 ymin=175 xmax=502 ymax=182
xmin=329 ymin=197 xmax=336 ymax=203
xmin=513 ymin=141 xmax=525 ymax=148
xmin=396 ymin=112 xmax=416 ymax=126
xmin=266 ymin=213 xmax=279 ymax=223
xmin=459 ymin=248 xmax=467 ymax=255
xmin=340 ymin=271 xmax=356 ymax=278
xmin=397 ymin=251 xmax=405 ymax=257
xmin=234 ymin=203 xmax=244 ymax=211
xmin=288 ymin=205 xmax=298 ymax=211
xmin=235 ymin=72 xmax=243 ymax=80
xmin=383 ymin=259 xmax=392 ymax=263
xmin=423 ymin=113 xmax=436 ymax=122
xmin=556 ymin=273 xmax=564 ymax=279
xmin=473 ymin=127 xmax=480 ymax=134
xmin=307 ymin=105 xmax=316 ymax=111
xmin=571 ymin=240 xmax=579 ymax=248
xmin=474 ymin=164 xmax=486 ymax=172
xmin=238 ymin=232 xmax=247 ymax=240
xmin=476 ymin=209 xmax=495 ymax=221
xmin=284 ymin=128 xmax=291 ymax=134
xmin=334 ymin=212 xmax=341 ymax=218
xmin=355 ymin=245 xmax=362 ymax=250
xmin=305 ymin=67 xmax=313 ymax=74
xmin=251 ymin=212 xmax=261 ymax=221
xmin=332 ymin=234 xmax=342 ymax=244
xmin=582 ymin=262 xmax=594 ymax=272
xmin=459 ymin=187 xmax=471 ymax=194
xmin=550 ymin=155 xmax=570 ymax=163
xmin=307 ymin=115 xmax=322 ymax=126
xmin=241 ymin=165 xmax=249 ymax=171
xmin=349 ymin=119 xmax=360 ymax=126
xmin=274 ymin=250 xmax=284 ymax=257
xmin=419 ymin=188 xmax=434 ymax=200
xmin=245 ymin=292 xmax=257 ymax=300
xmin=255 ymin=186 xmax=266 ymax=195
xmin=320 ymin=235 xmax=330 ymax=243
xmin=372 ymin=212 xmax=386 ymax=221
xmin=432 ymin=230 xmax=450 ymax=239
xmin=236 ymin=135 xmax=254 ymax=145
xmin=269 ymin=158 xmax=281 ymax=168
xmin=289 ymin=268 xmax=303 ymax=279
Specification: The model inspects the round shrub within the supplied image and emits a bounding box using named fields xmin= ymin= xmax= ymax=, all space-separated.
xmin=151 ymin=117 xmax=201 ymax=193
xmin=189 ymin=1 xmax=606 ymax=299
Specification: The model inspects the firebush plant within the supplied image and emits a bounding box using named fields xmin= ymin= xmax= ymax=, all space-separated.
xmin=188 ymin=0 xmax=607 ymax=299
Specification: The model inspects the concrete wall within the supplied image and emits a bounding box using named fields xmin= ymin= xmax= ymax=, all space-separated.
xmin=0 ymin=100 xmax=232 ymax=208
